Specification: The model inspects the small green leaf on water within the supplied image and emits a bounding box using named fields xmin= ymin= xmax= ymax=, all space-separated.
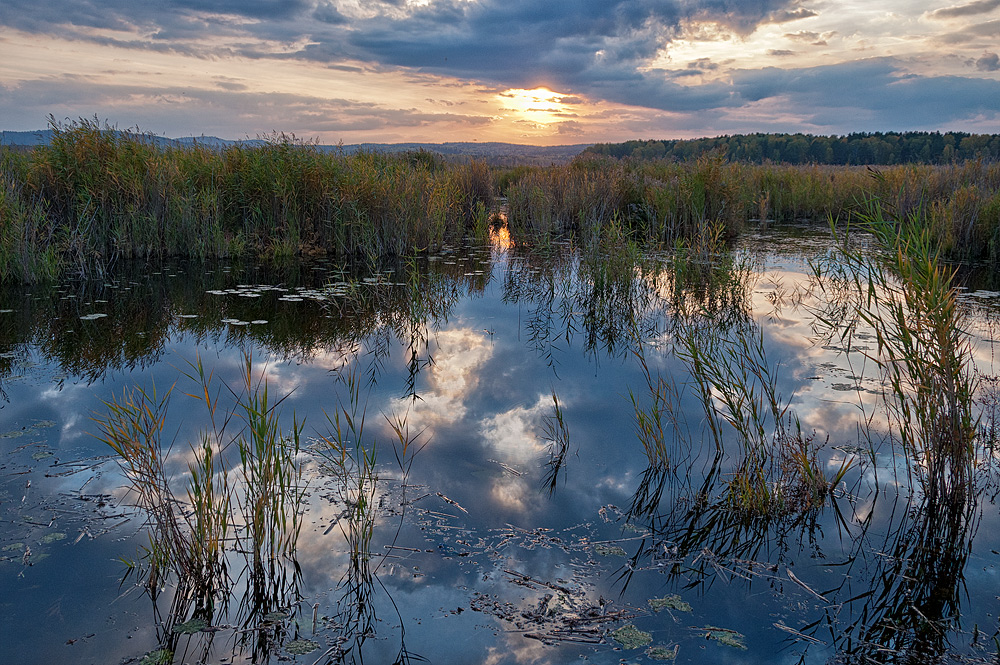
xmin=31 ymin=451 xmax=54 ymax=461
xmin=0 ymin=430 xmax=24 ymax=439
xmin=33 ymin=420 xmax=56 ymax=428
xmin=139 ymin=649 xmax=173 ymax=665
xmin=595 ymin=543 xmax=627 ymax=557
xmin=647 ymin=645 xmax=678 ymax=660
xmin=285 ymin=639 xmax=319 ymax=655
xmin=41 ymin=532 xmax=66 ymax=544
xmin=649 ymin=594 xmax=691 ymax=613
xmin=173 ymin=617 xmax=208 ymax=634
xmin=611 ymin=624 xmax=652 ymax=649
xmin=2 ymin=543 xmax=25 ymax=551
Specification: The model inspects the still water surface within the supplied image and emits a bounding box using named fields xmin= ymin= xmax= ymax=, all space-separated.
xmin=2 ymin=226 xmax=1000 ymax=665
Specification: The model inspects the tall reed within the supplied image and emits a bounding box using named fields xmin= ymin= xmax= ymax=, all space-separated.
xmin=814 ymin=195 xmax=979 ymax=498
xmin=93 ymin=353 xmax=305 ymax=615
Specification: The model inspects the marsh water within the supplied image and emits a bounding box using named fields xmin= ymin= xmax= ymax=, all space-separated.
xmin=3 ymin=225 xmax=1000 ymax=665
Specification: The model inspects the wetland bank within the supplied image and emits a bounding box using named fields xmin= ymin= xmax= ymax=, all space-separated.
xmin=3 ymin=122 xmax=1000 ymax=665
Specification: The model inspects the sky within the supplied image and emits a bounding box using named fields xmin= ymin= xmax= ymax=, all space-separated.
xmin=1 ymin=0 xmax=1000 ymax=145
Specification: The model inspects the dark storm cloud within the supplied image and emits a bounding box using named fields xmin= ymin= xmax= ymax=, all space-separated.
xmin=927 ymin=0 xmax=1000 ymax=19
xmin=3 ymin=0 xmax=998 ymax=136
xmin=977 ymin=52 xmax=1000 ymax=70
xmin=0 ymin=0 xmax=305 ymax=32
xmin=337 ymin=0 xmax=800 ymax=80
xmin=729 ymin=58 xmax=1000 ymax=128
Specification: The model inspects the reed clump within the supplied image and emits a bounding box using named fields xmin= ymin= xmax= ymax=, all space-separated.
xmin=93 ymin=354 xmax=304 ymax=613
xmin=815 ymin=195 xmax=979 ymax=499
xmin=5 ymin=117 xmax=1000 ymax=282
xmin=0 ymin=118 xmax=494 ymax=280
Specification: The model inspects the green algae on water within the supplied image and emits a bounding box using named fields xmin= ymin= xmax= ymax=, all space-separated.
xmin=647 ymin=645 xmax=679 ymax=660
xmin=611 ymin=624 xmax=653 ymax=649
xmin=649 ymin=594 xmax=691 ymax=613
xmin=594 ymin=543 xmax=627 ymax=557
xmin=699 ymin=626 xmax=747 ymax=650
xmin=285 ymin=639 xmax=319 ymax=655
xmin=139 ymin=649 xmax=173 ymax=665
xmin=173 ymin=617 xmax=208 ymax=634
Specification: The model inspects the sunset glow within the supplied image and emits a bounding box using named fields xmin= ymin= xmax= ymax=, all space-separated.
xmin=0 ymin=0 xmax=998 ymax=143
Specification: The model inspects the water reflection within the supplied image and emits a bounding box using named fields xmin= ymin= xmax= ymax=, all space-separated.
xmin=2 ymin=229 xmax=1000 ymax=664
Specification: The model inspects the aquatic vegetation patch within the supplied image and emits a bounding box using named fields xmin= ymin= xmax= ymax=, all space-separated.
xmin=647 ymin=645 xmax=679 ymax=660
xmin=172 ymin=617 xmax=208 ymax=634
xmin=698 ymin=626 xmax=747 ymax=649
xmin=138 ymin=649 xmax=172 ymax=665
xmin=594 ymin=543 xmax=627 ymax=557
xmin=284 ymin=639 xmax=319 ymax=655
xmin=649 ymin=595 xmax=691 ymax=613
xmin=612 ymin=624 xmax=653 ymax=649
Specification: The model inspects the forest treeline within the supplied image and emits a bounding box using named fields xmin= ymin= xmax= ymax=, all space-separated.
xmin=583 ymin=132 xmax=1000 ymax=165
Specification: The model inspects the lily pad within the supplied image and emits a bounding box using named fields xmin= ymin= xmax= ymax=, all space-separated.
xmin=594 ymin=543 xmax=627 ymax=557
xmin=285 ymin=639 xmax=319 ymax=655
xmin=172 ymin=617 xmax=208 ymax=634
xmin=649 ymin=594 xmax=691 ymax=613
xmin=2 ymin=543 xmax=25 ymax=552
xmin=611 ymin=624 xmax=653 ymax=649
xmin=40 ymin=532 xmax=66 ymax=544
xmin=31 ymin=451 xmax=54 ymax=461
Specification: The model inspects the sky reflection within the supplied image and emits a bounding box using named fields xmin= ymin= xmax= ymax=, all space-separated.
xmin=1 ymin=229 xmax=999 ymax=664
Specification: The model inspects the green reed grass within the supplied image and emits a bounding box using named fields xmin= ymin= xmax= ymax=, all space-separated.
xmin=317 ymin=357 xmax=424 ymax=570
xmin=815 ymin=196 xmax=979 ymax=498
xmin=5 ymin=117 xmax=1000 ymax=281
xmin=93 ymin=353 xmax=304 ymax=611
xmin=541 ymin=391 xmax=571 ymax=495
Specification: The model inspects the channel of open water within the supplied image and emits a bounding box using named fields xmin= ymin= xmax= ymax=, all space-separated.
xmin=2 ymin=225 xmax=1000 ymax=664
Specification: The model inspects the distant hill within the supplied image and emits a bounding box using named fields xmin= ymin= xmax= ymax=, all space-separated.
xmin=0 ymin=130 xmax=590 ymax=165
xmin=583 ymin=132 xmax=1000 ymax=165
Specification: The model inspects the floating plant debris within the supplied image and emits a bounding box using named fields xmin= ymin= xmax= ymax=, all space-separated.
xmin=594 ymin=543 xmax=627 ymax=557
xmin=285 ymin=639 xmax=319 ymax=655
xmin=79 ymin=313 xmax=107 ymax=320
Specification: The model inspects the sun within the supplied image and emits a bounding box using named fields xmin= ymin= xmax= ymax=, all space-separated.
xmin=497 ymin=87 xmax=569 ymax=125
